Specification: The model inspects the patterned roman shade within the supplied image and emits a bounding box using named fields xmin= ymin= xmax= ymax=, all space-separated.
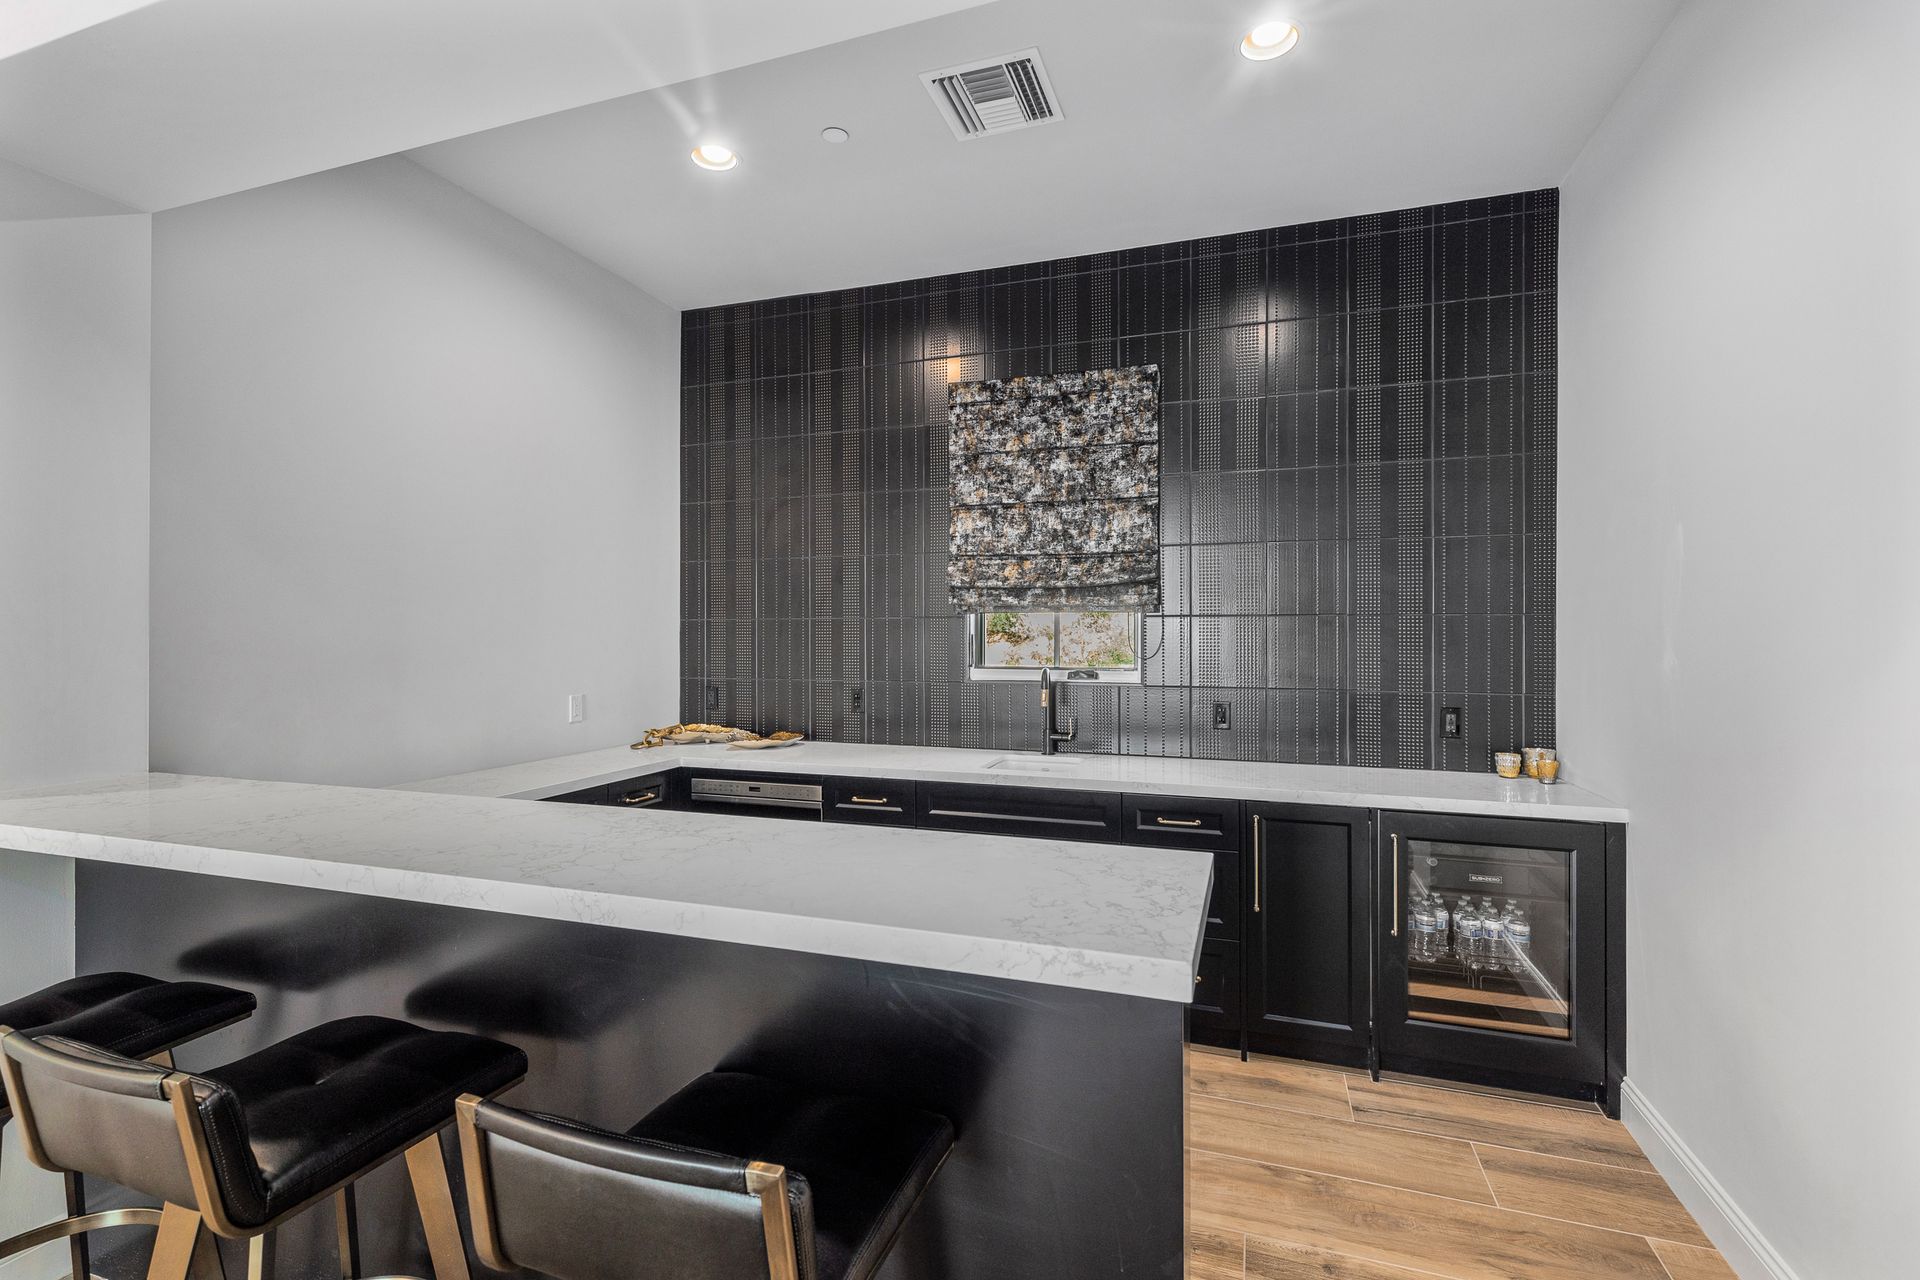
xmin=947 ymin=366 xmax=1161 ymax=612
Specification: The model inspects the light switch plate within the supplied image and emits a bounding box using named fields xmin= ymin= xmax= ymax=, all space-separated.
xmin=568 ymin=693 xmax=585 ymax=724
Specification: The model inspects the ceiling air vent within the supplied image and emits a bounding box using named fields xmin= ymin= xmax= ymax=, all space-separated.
xmin=921 ymin=48 xmax=1061 ymax=141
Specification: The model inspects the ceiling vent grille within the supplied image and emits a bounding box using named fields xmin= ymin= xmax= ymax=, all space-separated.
xmin=921 ymin=48 xmax=1061 ymax=141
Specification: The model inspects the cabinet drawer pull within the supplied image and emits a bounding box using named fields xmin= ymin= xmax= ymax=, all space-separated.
xmin=620 ymin=791 xmax=658 ymax=806
xmin=1155 ymin=816 xmax=1204 ymax=828
xmin=850 ymin=795 xmax=891 ymax=806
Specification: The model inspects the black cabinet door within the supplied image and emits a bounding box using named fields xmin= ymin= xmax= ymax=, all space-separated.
xmin=1245 ymin=804 xmax=1372 ymax=1061
xmin=1375 ymin=811 xmax=1606 ymax=1092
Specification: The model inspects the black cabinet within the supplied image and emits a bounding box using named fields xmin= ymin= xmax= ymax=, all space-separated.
xmin=825 ymin=778 xmax=917 ymax=826
xmin=1374 ymin=810 xmax=1610 ymax=1101
xmin=915 ymin=781 xmax=1121 ymax=843
xmin=1244 ymin=805 xmax=1373 ymax=1065
xmin=608 ymin=774 xmax=668 ymax=808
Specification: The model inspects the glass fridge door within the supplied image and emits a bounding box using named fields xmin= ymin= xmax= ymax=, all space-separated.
xmin=1402 ymin=839 xmax=1571 ymax=1039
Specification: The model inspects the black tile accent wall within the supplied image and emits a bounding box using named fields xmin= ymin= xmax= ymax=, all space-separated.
xmin=680 ymin=190 xmax=1558 ymax=771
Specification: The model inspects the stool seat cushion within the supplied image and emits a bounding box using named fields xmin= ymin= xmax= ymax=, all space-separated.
xmin=195 ymin=1015 xmax=526 ymax=1228
xmin=625 ymin=1072 xmax=955 ymax=1280
xmin=0 ymin=972 xmax=255 ymax=1061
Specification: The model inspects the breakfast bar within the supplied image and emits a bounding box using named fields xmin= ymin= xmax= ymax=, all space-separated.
xmin=0 ymin=762 xmax=1213 ymax=1280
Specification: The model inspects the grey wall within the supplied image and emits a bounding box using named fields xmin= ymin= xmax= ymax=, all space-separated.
xmin=1560 ymin=1 xmax=1919 ymax=1275
xmin=151 ymin=156 xmax=680 ymax=787
xmin=0 ymin=210 xmax=151 ymax=1275
xmin=681 ymin=193 xmax=1557 ymax=770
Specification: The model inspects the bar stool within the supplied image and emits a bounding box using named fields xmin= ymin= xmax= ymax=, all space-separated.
xmin=0 ymin=972 xmax=257 ymax=1279
xmin=1 ymin=1013 xmax=527 ymax=1280
xmin=455 ymin=1070 xmax=955 ymax=1280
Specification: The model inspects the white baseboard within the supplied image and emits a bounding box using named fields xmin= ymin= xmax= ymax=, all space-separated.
xmin=1620 ymin=1078 xmax=1802 ymax=1280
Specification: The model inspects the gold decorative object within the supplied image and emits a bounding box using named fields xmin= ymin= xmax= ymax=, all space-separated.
xmin=630 ymin=724 xmax=803 ymax=749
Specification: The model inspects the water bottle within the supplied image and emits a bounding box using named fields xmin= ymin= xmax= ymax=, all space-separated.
xmin=1480 ymin=898 xmax=1501 ymax=970
xmin=1507 ymin=904 xmax=1532 ymax=971
xmin=1454 ymin=896 xmax=1475 ymax=965
xmin=1430 ymin=895 xmax=1450 ymax=961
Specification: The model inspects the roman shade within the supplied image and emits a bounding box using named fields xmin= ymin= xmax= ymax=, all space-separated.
xmin=946 ymin=366 xmax=1161 ymax=612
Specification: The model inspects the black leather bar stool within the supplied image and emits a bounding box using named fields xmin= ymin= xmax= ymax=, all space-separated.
xmin=1 ymin=1014 xmax=526 ymax=1280
xmin=0 ymin=972 xmax=256 ymax=1280
xmin=455 ymin=1071 xmax=954 ymax=1280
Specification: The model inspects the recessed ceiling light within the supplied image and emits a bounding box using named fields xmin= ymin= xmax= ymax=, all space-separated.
xmin=1240 ymin=20 xmax=1300 ymax=61
xmin=690 ymin=143 xmax=738 ymax=171
xmin=821 ymin=126 xmax=850 ymax=144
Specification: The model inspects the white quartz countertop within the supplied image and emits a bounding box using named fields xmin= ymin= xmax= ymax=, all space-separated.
xmin=399 ymin=740 xmax=1628 ymax=824
xmin=0 ymin=772 xmax=1212 ymax=1003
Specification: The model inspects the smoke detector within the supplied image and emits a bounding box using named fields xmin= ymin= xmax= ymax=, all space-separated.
xmin=921 ymin=48 xmax=1061 ymax=141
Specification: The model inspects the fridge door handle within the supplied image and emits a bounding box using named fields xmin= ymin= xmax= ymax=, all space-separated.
xmin=1391 ymin=833 xmax=1401 ymax=938
xmin=1252 ymin=815 xmax=1262 ymax=914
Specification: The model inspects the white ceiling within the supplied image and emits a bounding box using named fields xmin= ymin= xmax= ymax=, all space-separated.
xmin=0 ymin=0 xmax=998 ymax=210
xmin=409 ymin=0 xmax=1683 ymax=308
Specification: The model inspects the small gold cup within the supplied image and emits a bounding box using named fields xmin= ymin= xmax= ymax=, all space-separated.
xmin=1494 ymin=751 xmax=1523 ymax=779
xmin=1522 ymin=746 xmax=1544 ymax=778
xmin=1537 ymin=758 xmax=1561 ymax=784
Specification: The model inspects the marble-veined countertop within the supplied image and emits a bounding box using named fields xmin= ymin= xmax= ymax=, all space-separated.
xmin=0 ymin=771 xmax=1212 ymax=1002
xmin=399 ymin=739 xmax=1628 ymax=823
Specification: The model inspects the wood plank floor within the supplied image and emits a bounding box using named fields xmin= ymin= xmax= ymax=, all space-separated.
xmin=1186 ymin=1047 xmax=1735 ymax=1280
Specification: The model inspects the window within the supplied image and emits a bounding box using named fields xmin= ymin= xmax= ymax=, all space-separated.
xmin=968 ymin=610 xmax=1142 ymax=681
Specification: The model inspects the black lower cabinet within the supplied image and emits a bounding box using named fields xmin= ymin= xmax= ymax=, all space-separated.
xmin=1375 ymin=810 xmax=1613 ymax=1108
xmin=1243 ymin=805 xmax=1373 ymax=1066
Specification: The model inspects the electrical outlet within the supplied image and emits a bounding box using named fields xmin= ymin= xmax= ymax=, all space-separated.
xmin=1442 ymin=706 xmax=1462 ymax=738
xmin=1212 ymin=701 xmax=1232 ymax=731
xmin=849 ymin=686 xmax=863 ymax=713
xmin=706 ymin=684 xmax=720 ymax=711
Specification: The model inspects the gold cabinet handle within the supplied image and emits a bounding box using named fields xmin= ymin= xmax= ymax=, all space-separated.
xmin=1252 ymin=815 xmax=1262 ymax=914
xmin=1155 ymin=816 xmax=1204 ymax=827
xmin=850 ymin=795 xmax=891 ymax=806
xmin=1391 ymin=833 xmax=1401 ymax=937
xmin=620 ymin=791 xmax=657 ymax=806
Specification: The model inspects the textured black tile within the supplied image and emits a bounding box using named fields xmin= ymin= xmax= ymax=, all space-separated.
xmin=1194 ymin=324 xmax=1266 ymax=401
xmin=1263 ymin=690 xmax=1348 ymax=765
xmin=1269 ymin=236 xmax=1349 ymax=320
xmin=1190 ymin=543 xmax=1270 ymax=614
xmin=1193 ymin=245 xmax=1267 ymax=330
xmin=1268 ymin=615 xmax=1346 ymax=690
xmin=985 ymin=279 xmax=1053 ymax=351
xmin=928 ymin=285 xmax=985 ymax=359
xmin=1432 ymin=296 xmax=1524 ymax=381
xmin=1266 ymin=391 xmax=1346 ymax=470
xmin=1119 ymin=686 xmax=1192 ymax=757
xmin=682 ymin=190 xmax=1558 ymax=773
xmin=1189 ymin=688 xmax=1264 ymax=760
xmin=1193 ymin=617 xmax=1266 ymax=687
xmin=1056 ymin=682 xmax=1120 ymax=756
xmin=1268 ymin=314 xmax=1346 ymax=394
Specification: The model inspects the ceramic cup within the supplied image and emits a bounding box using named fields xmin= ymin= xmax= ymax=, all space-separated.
xmin=1537 ymin=756 xmax=1560 ymax=785
xmin=1494 ymin=751 xmax=1523 ymax=779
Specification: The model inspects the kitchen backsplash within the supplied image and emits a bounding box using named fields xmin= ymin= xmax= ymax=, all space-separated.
xmin=679 ymin=189 xmax=1556 ymax=770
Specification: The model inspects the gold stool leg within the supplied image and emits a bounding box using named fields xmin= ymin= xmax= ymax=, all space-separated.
xmin=403 ymin=1135 xmax=470 ymax=1280
xmin=64 ymin=1172 xmax=90 ymax=1280
xmin=333 ymin=1186 xmax=361 ymax=1280
xmin=145 ymin=1204 xmax=205 ymax=1280
xmin=244 ymin=1230 xmax=274 ymax=1280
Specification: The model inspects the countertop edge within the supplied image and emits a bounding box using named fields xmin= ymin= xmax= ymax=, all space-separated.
xmin=0 ymin=816 xmax=1203 ymax=1004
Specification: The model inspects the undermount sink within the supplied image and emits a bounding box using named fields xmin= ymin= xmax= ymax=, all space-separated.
xmin=979 ymin=755 xmax=1087 ymax=774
